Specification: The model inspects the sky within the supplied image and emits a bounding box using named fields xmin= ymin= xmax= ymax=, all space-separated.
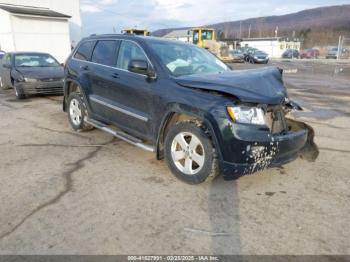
xmin=80 ymin=0 xmax=350 ymax=36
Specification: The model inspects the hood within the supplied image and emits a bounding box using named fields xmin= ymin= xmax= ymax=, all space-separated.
xmin=15 ymin=66 xmax=64 ymax=79
xmin=175 ymin=67 xmax=288 ymax=105
xmin=328 ymin=50 xmax=337 ymax=55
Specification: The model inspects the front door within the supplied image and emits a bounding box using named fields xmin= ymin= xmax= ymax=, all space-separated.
xmin=88 ymin=40 xmax=154 ymax=141
xmin=112 ymin=40 xmax=154 ymax=140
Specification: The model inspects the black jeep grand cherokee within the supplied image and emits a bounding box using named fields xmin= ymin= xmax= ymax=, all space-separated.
xmin=63 ymin=34 xmax=315 ymax=184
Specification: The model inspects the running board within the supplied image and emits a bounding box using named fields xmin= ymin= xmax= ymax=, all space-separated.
xmin=85 ymin=118 xmax=155 ymax=152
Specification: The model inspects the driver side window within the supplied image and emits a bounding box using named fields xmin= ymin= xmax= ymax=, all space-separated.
xmin=116 ymin=41 xmax=147 ymax=71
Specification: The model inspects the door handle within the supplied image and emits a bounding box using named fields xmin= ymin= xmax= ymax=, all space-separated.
xmin=80 ymin=65 xmax=89 ymax=70
xmin=111 ymin=73 xmax=119 ymax=79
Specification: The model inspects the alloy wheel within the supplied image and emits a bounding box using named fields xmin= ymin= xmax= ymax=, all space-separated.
xmin=69 ymin=98 xmax=82 ymax=126
xmin=171 ymin=132 xmax=205 ymax=175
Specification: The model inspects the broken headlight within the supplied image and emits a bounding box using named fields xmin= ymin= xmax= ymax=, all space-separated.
xmin=227 ymin=106 xmax=266 ymax=125
xmin=24 ymin=77 xmax=37 ymax=83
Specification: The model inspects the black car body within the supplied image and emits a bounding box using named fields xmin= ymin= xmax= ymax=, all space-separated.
xmin=246 ymin=50 xmax=269 ymax=64
xmin=63 ymin=35 xmax=315 ymax=184
xmin=282 ymin=49 xmax=299 ymax=59
xmin=0 ymin=52 xmax=64 ymax=99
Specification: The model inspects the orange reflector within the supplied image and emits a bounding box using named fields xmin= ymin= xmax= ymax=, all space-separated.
xmin=226 ymin=107 xmax=236 ymax=121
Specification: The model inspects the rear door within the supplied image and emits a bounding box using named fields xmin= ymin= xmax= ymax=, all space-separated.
xmin=86 ymin=40 xmax=121 ymax=121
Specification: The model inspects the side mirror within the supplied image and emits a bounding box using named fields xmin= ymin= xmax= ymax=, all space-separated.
xmin=128 ymin=59 xmax=156 ymax=78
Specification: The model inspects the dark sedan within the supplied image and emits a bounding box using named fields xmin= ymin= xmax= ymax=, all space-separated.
xmin=0 ymin=52 xmax=64 ymax=99
xmin=282 ymin=49 xmax=299 ymax=59
xmin=246 ymin=50 xmax=269 ymax=64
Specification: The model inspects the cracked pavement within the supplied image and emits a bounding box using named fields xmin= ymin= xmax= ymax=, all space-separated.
xmin=0 ymin=60 xmax=349 ymax=254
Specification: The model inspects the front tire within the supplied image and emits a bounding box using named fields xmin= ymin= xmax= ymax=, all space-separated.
xmin=67 ymin=92 xmax=92 ymax=131
xmin=164 ymin=121 xmax=218 ymax=184
xmin=14 ymin=84 xmax=25 ymax=99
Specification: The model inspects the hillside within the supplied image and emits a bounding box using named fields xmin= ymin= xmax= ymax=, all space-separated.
xmin=152 ymin=5 xmax=350 ymax=48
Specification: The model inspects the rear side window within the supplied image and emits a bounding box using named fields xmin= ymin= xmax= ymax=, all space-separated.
xmin=74 ymin=41 xmax=94 ymax=61
xmin=91 ymin=40 xmax=118 ymax=66
xmin=117 ymin=41 xmax=148 ymax=70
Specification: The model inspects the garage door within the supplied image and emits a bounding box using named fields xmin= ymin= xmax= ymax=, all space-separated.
xmin=11 ymin=15 xmax=71 ymax=62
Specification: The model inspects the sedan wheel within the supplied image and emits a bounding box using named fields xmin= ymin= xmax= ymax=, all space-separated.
xmin=14 ymin=85 xmax=25 ymax=99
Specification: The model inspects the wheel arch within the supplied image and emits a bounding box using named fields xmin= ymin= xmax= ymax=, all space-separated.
xmin=63 ymin=79 xmax=89 ymax=112
xmin=156 ymin=107 xmax=222 ymax=161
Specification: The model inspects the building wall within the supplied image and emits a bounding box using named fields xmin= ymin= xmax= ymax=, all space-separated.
xmin=0 ymin=0 xmax=82 ymax=43
xmin=241 ymin=40 xmax=300 ymax=58
xmin=0 ymin=0 xmax=82 ymax=62
xmin=11 ymin=16 xmax=71 ymax=62
xmin=0 ymin=9 xmax=14 ymax=51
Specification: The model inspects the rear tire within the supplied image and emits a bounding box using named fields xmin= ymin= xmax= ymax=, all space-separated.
xmin=67 ymin=92 xmax=92 ymax=131
xmin=164 ymin=121 xmax=218 ymax=184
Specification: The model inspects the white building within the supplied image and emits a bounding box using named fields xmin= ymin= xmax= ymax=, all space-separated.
xmin=240 ymin=37 xmax=301 ymax=58
xmin=0 ymin=0 xmax=82 ymax=62
xmin=163 ymin=29 xmax=193 ymax=43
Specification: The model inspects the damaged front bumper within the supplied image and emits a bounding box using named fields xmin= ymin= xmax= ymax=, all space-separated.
xmin=219 ymin=118 xmax=318 ymax=180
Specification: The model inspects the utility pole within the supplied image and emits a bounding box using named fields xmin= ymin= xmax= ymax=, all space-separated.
xmin=248 ymin=24 xmax=251 ymax=39
xmin=239 ymin=21 xmax=242 ymax=39
xmin=337 ymin=35 xmax=342 ymax=60
xmin=275 ymin=26 xmax=278 ymax=38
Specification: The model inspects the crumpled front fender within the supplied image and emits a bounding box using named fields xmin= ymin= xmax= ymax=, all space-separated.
xmin=287 ymin=118 xmax=319 ymax=162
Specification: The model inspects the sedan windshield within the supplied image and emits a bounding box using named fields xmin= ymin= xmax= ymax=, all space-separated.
xmin=148 ymin=41 xmax=230 ymax=76
xmin=15 ymin=54 xmax=60 ymax=68
xmin=254 ymin=51 xmax=267 ymax=56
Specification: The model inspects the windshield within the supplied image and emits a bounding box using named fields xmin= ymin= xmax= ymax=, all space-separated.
xmin=254 ymin=51 xmax=266 ymax=56
xmin=14 ymin=54 xmax=60 ymax=67
xmin=148 ymin=41 xmax=230 ymax=77
xmin=133 ymin=30 xmax=146 ymax=35
xmin=201 ymin=30 xmax=213 ymax=40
